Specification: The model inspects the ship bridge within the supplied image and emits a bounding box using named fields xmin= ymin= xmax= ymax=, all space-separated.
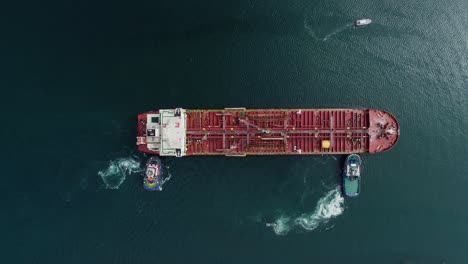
xmin=158 ymin=108 xmax=186 ymax=157
xmin=137 ymin=108 xmax=186 ymax=157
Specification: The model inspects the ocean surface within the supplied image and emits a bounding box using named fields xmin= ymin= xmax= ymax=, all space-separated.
xmin=2 ymin=0 xmax=467 ymax=263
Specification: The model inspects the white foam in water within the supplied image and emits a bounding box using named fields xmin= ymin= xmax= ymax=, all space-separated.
xmin=266 ymin=215 xmax=292 ymax=236
xmin=98 ymin=157 xmax=143 ymax=189
xmin=267 ymin=187 xmax=345 ymax=235
xmin=295 ymin=187 xmax=344 ymax=231
xmin=161 ymin=171 xmax=172 ymax=187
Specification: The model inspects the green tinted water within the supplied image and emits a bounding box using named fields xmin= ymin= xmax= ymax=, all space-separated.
xmin=1 ymin=0 xmax=467 ymax=263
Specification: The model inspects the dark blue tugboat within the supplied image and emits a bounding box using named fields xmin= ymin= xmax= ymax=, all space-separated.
xmin=144 ymin=156 xmax=163 ymax=191
xmin=342 ymin=154 xmax=362 ymax=197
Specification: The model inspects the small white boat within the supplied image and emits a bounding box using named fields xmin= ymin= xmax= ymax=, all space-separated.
xmin=354 ymin=19 xmax=372 ymax=27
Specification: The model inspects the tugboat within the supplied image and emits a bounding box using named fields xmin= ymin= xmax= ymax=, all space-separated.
xmin=354 ymin=19 xmax=372 ymax=27
xmin=342 ymin=154 xmax=362 ymax=197
xmin=144 ymin=156 xmax=163 ymax=191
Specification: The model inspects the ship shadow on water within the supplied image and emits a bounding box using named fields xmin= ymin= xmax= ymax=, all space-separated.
xmin=337 ymin=154 xmax=347 ymax=193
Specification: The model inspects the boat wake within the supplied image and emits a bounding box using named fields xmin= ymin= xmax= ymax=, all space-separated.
xmin=98 ymin=157 xmax=143 ymax=189
xmin=266 ymin=187 xmax=345 ymax=235
xmin=322 ymin=23 xmax=353 ymax=41
xmin=266 ymin=215 xmax=292 ymax=236
xmin=295 ymin=187 xmax=344 ymax=230
xmin=303 ymin=10 xmax=353 ymax=42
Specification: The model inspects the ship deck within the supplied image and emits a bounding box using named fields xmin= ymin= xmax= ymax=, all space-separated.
xmin=184 ymin=109 xmax=370 ymax=155
xmin=137 ymin=108 xmax=399 ymax=156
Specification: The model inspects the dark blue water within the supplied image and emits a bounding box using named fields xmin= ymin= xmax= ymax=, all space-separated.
xmin=2 ymin=0 xmax=467 ymax=263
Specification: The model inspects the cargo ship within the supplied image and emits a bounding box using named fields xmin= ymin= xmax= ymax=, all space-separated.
xmin=137 ymin=108 xmax=399 ymax=157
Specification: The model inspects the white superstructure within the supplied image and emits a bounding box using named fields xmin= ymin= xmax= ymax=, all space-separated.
xmin=145 ymin=108 xmax=186 ymax=157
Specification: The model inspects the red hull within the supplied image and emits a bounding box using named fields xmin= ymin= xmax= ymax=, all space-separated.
xmin=137 ymin=108 xmax=399 ymax=157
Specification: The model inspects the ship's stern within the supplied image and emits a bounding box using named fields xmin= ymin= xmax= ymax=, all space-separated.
xmin=137 ymin=108 xmax=186 ymax=157
xmin=137 ymin=111 xmax=160 ymax=154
